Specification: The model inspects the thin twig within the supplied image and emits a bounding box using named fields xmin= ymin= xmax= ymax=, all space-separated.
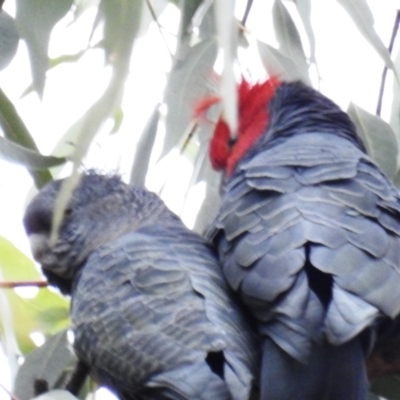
xmin=241 ymin=0 xmax=253 ymax=27
xmin=376 ymin=10 xmax=400 ymax=116
xmin=145 ymin=0 xmax=173 ymax=57
xmin=179 ymin=122 xmax=198 ymax=156
xmin=0 ymin=280 xmax=48 ymax=289
xmin=0 ymin=382 xmax=18 ymax=400
xmin=158 ymin=123 xmax=198 ymax=199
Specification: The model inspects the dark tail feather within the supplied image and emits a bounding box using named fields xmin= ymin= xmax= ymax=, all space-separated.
xmin=328 ymin=338 xmax=368 ymax=400
xmin=261 ymin=337 xmax=367 ymax=400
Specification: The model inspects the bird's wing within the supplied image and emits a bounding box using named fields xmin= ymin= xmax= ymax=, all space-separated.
xmin=72 ymin=223 xmax=257 ymax=400
xmin=211 ymin=133 xmax=400 ymax=360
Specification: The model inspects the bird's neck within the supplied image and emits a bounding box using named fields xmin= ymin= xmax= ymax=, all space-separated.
xmin=261 ymin=82 xmax=365 ymax=151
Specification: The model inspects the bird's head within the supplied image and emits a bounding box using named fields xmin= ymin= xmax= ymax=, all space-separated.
xmin=195 ymin=77 xmax=281 ymax=176
xmin=23 ymin=172 xmax=168 ymax=293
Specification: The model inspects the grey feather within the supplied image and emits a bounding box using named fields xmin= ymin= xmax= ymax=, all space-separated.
xmin=23 ymin=173 xmax=259 ymax=400
xmin=209 ymin=81 xmax=400 ymax=399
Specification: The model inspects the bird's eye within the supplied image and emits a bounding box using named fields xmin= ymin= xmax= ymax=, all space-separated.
xmin=228 ymin=137 xmax=236 ymax=149
xmin=64 ymin=208 xmax=73 ymax=217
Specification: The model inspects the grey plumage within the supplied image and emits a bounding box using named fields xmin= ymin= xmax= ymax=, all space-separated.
xmin=23 ymin=173 xmax=258 ymax=400
xmin=208 ymin=80 xmax=400 ymax=399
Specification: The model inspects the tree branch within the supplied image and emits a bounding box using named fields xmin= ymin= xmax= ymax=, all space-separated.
xmin=0 ymin=280 xmax=48 ymax=288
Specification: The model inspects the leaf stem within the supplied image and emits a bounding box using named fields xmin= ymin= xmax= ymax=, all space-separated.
xmin=241 ymin=0 xmax=253 ymax=26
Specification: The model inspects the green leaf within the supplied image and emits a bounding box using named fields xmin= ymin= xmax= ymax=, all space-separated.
xmin=214 ymin=0 xmax=238 ymax=136
xmin=394 ymin=169 xmax=400 ymax=188
xmin=0 ymin=87 xmax=43 ymax=149
xmin=273 ymin=0 xmax=310 ymax=84
xmin=137 ymin=0 xmax=168 ymax=38
xmin=0 ymin=236 xmax=70 ymax=353
xmin=73 ymin=0 xmax=101 ymax=22
xmin=177 ymin=0 xmax=204 ymax=40
xmin=130 ymin=105 xmax=160 ymax=186
xmin=336 ymin=0 xmax=396 ymax=76
xmin=198 ymin=1 xmax=216 ymax=40
xmin=51 ymin=0 xmax=144 ymax=237
xmin=99 ymin=0 xmax=143 ymax=61
xmin=390 ymin=47 xmax=400 ymax=150
xmin=371 ymin=375 xmax=400 ymax=400
xmin=14 ymin=331 xmax=78 ymax=400
xmin=0 ymin=236 xmax=41 ymax=281
xmin=0 ymin=87 xmax=54 ymax=187
xmin=0 ymin=272 xmax=20 ymax=380
xmin=294 ymin=0 xmax=316 ymax=62
xmin=348 ymin=103 xmax=398 ymax=180
xmin=15 ymin=0 xmax=74 ymax=97
xmin=33 ymin=391 xmax=80 ymax=400
xmin=191 ymin=147 xmax=222 ymax=235
xmin=2 ymin=287 xmax=69 ymax=354
xmin=49 ymin=51 xmax=86 ymax=69
xmin=257 ymin=40 xmax=311 ymax=84
xmin=162 ymin=38 xmax=218 ymax=159
xmin=367 ymin=392 xmax=384 ymax=400
xmin=67 ymin=0 xmax=143 ymax=168
xmin=109 ymin=107 xmax=124 ymax=135
xmin=0 ymin=136 xmax=66 ymax=170
xmin=0 ymin=11 xmax=19 ymax=70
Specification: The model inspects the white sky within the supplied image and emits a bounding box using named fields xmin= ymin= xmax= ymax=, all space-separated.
xmin=1 ymin=0 xmax=400 ymax=398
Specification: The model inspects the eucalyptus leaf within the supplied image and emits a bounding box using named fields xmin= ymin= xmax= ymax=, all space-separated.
xmin=257 ymin=40 xmax=310 ymax=84
xmin=137 ymin=0 xmax=168 ymax=38
xmin=336 ymin=0 xmax=396 ymax=75
xmin=214 ymin=0 xmax=238 ymax=136
xmin=0 ymin=237 xmax=70 ymax=354
xmin=191 ymin=130 xmax=222 ymax=234
xmin=67 ymin=0 xmax=143 ymax=167
xmin=273 ymin=0 xmax=309 ymax=83
xmin=367 ymin=392 xmax=385 ymax=400
xmin=0 ymin=268 xmax=20 ymax=382
xmin=162 ymin=38 xmax=218 ymax=159
xmin=295 ymin=0 xmax=316 ymax=63
xmin=0 ymin=236 xmax=41 ymax=281
xmin=348 ymin=102 xmax=398 ymax=180
xmin=0 ymin=11 xmax=19 ymax=71
xmin=197 ymin=0 xmax=216 ymax=40
xmin=130 ymin=105 xmax=160 ymax=186
xmin=15 ymin=0 xmax=74 ymax=96
xmin=0 ymin=137 xmax=66 ymax=170
xmin=190 ymin=143 xmax=207 ymax=187
xmin=14 ymin=331 xmax=78 ymax=400
xmin=73 ymin=0 xmax=100 ymax=21
xmin=177 ymin=0 xmax=204 ymax=40
xmin=109 ymin=107 xmax=124 ymax=135
xmin=33 ymin=390 xmax=79 ymax=400
xmin=99 ymin=0 xmax=143 ymax=61
xmin=395 ymin=169 xmax=400 ymax=188
xmin=49 ymin=51 xmax=86 ymax=69
xmin=51 ymin=0 xmax=143 ymax=238
xmin=1 ymin=284 xmax=69 ymax=355
xmin=390 ymin=47 xmax=400 ymax=148
xmin=193 ymin=164 xmax=222 ymax=235
xmin=370 ymin=375 xmax=400 ymax=400
xmin=0 ymin=87 xmax=53 ymax=187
